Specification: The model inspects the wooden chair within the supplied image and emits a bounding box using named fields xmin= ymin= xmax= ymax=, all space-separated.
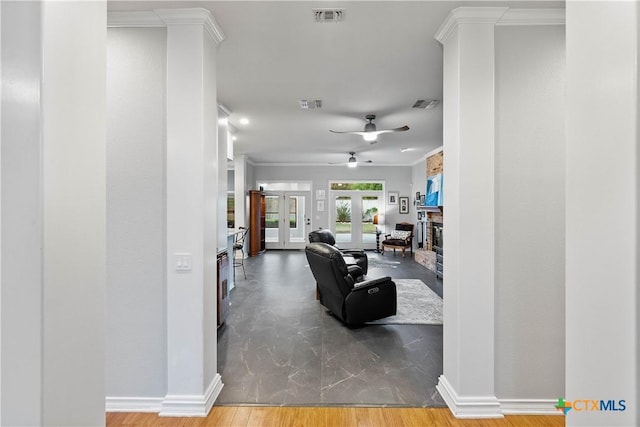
xmin=381 ymin=222 xmax=414 ymax=257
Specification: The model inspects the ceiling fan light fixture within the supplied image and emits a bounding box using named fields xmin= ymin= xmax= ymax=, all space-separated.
xmin=363 ymin=133 xmax=377 ymax=142
xmin=348 ymin=161 xmax=357 ymax=168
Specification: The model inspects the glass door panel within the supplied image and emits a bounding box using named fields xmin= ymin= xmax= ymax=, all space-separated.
xmin=361 ymin=196 xmax=380 ymax=244
xmin=265 ymin=195 xmax=280 ymax=244
xmin=287 ymin=195 xmax=306 ymax=244
xmin=265 ymin=192 xmax=311 ymax=249
xmin=334 ymin=196 xmax=352 ymax=244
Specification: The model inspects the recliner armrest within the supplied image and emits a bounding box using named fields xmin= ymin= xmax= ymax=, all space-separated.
xmin=347 ymin=265 xmax=364 ymax=280
xmin=342 ymin=249 xmax=366 ymax=256
xmin=353 ymin=276 xmax=393 ymax=290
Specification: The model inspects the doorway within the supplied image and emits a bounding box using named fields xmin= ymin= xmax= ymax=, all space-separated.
xmin=328 ymin=182 xmax=384 ymax=250
xmin=264 ymin=191 xmax=311 ymax=250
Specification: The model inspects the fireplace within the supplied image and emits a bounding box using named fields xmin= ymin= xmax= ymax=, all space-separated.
xmin=430 ymin=221 xmax=443 ymax=279
xmin=430 ymin=222 xmax=443 ymax=249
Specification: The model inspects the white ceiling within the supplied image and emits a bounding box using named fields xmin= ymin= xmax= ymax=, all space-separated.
xmin=108 ymin=1 xmax=564 ymax=166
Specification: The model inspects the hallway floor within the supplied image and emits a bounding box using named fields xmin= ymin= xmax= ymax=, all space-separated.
xmin=216 ymin=249 xmax=446 ymax=407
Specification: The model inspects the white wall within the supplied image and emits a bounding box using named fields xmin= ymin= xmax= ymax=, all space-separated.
xmin=106 ymin=27 xmax=167 ymax=400
xmin=1 ymin=2 xmax=43 ymax=425
xmin=41 ymin=1 xmax=107 ymax=425
xmin=566 ymin=1 xmax=638 ymax=426
xmin=253 ymin=164 xmax=413 ymax=235
xmin=494 ymin=25 xmax=565 ymax=401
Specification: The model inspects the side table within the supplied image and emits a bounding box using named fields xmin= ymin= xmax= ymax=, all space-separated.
xmin=375 ymin=230 xmax=382 ymax=253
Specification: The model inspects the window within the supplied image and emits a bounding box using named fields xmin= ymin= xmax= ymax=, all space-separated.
xmin=330 ymin=182 xmax=383 ymax=191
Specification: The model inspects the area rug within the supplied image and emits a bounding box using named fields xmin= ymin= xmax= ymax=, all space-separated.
xmin=367 ymin=279 xmax=443 ymax=325
xmin=367 ymin=258 xmax=402 ymax=269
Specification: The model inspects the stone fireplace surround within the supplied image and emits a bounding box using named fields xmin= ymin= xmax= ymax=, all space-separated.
xmin=414 ymin=211 xmax=443 ymax=273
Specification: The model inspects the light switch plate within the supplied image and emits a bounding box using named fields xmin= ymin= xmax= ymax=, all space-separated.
xmin=175 ymin=253 xmax=192 ymax=271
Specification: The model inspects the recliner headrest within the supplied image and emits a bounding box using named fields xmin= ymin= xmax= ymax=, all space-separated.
xmin=308 ymin=229 xmax=337 ymax=246
xmin=305 ymin=242 xmax=342 ymax=259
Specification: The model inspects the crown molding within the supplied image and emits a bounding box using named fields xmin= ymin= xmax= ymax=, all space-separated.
xmin=155 ymin=8 xmax=225 ymax=44
xmin=218 ymin=103 xmax=232 ymax=118
xmin=108 ymin=8 xmax=225 ymax=45
xmin=435 ymin=7 xmax=508 ymax=44
xmin=498 ymin=9 xmax=565 ymax=26
xmin=107 ymin=11 xmax=163 ymax=28
xmin=435 ymin=7 xmax=565 ymax=44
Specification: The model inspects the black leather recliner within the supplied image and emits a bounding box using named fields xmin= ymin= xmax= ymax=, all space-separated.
xmin=305 ymin=242 xmax=396 ymax=325
xmin=308 ymin=229 xmax=368 ymax=275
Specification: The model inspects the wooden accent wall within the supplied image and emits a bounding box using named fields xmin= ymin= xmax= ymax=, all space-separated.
xmin=426 ymin=150 xmax=443 ymax=177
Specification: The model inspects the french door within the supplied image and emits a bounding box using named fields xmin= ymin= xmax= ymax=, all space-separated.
xmin=329 ymin=192 xmax=382 ymax=250
xmin=264 ymin=192 xmax=311 ymax=250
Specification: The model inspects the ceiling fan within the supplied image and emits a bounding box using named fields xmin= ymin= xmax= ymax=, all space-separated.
xmin=330 ymin=114 xmax=410 ymax=143
xmin=329 ymin=152 xmax=372 ymax=168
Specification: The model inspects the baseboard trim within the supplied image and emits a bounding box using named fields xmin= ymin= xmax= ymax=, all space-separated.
xmin=105 ymin=396 xmax=163 ymax=413
xmin=436 ymin=375 xmax=504 ymax=419
xmin=159 ymin=374 xmax=224 ymax=417
xmin=499 ymin=398 xmax=563 ymax=415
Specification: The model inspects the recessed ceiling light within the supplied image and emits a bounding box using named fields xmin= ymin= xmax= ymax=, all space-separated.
xmin=239 ymin=117 xmax=250 ymax=125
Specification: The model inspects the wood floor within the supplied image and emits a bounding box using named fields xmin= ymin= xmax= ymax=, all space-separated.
xmin=106 ymin=407 xmax=565 ymax=427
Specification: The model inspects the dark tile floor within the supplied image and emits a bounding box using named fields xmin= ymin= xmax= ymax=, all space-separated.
xmin=216 ymin=249 xmax=446 ymax=407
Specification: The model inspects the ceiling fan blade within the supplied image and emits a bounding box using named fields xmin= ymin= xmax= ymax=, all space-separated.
xmin=375 ymin=125 xmax=410 ymax=134
xmin=329 ymin=129 xmax=363 ymax=135
xmin=329 ymin=126 xmax=409 ymax=136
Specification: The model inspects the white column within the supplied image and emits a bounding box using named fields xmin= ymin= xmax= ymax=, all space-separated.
xmin=157 ymin=8 xmax=225 ymax=416
xmin=41 ymin=1 xmax=107 ymax=425
xmin=1 ymin=2 xmax=43 ymax=425
xmin=434 ymin=7 xmax=507 ymax=418
xmin=566 ymin=1 xmax=638 ymax=426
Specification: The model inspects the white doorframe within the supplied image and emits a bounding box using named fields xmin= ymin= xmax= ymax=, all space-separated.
xmin=265 ymin=191 xmax=311 ymax=250
xmin=328 ymin=190 xmax=383 ymax=250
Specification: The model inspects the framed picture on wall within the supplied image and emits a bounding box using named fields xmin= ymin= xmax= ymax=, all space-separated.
xmin=399 ymin=196 xmax=409 ymax=214
xmin=388 ymin=191 xmax=399 ymax=205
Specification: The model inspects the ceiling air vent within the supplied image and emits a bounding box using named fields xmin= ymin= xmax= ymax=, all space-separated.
xmin=313 ymin=8 xmax=345 ymax=23
xmin=298 ymin=99 xmax=322 ymax=110
xmin=412 ymin=99 xmax=440 ymax=110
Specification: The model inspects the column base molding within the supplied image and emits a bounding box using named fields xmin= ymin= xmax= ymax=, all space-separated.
xmin=436 ymin=375 xmax=503 ymax=419
xmin=159 ymin=374 xmax=224 ymax=417
xmin=106 ymin=397 xmax=163 ymax=413
xmin=106 ymin=374 xmax=224 ymax=417
xmin=499 ymin=399 xmax=563 ymax=415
